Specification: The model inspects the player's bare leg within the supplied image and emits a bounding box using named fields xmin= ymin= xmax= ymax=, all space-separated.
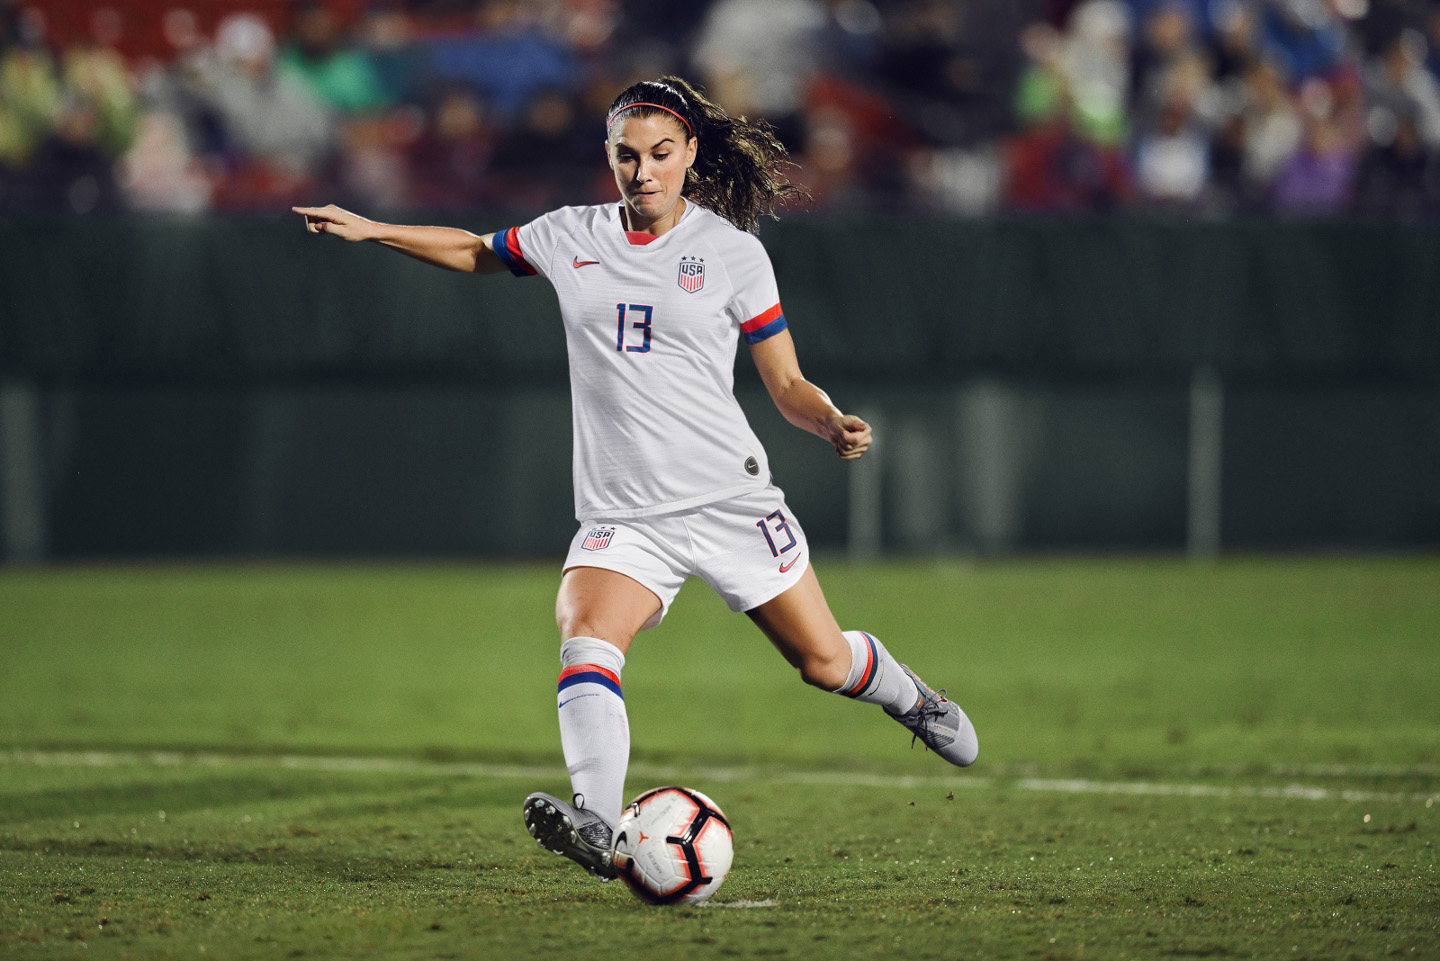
xmin=555 ymin=566 xmax=659 ymax=657
xmin=747 ymin=565 xmax=978 ymax=767
xmin=744 ymin=565 xmax=851 ymax=689
xmin=524 ymin=567 xmax=660 ymax=880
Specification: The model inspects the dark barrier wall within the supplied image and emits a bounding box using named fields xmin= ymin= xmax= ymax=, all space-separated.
xmin=1 ymin=216 xmax=1437 ymax=559
xmin=3 ymin=216 xmax=1440 ymax=380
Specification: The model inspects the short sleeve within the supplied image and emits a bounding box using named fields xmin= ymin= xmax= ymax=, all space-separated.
xmin=493 ymin=208 xmax=571 ymax=279
xmin=725 ymin=236 xmax=788 ymax=345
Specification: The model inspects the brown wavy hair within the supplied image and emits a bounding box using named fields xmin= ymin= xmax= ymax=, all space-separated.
xmin=605 ymin=76 xmax=809 ymax=233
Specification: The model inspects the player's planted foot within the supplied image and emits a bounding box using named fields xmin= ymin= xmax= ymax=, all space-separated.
xmin=522 ymin=791 xmax=618 ymax=880
xmin=886 ymin=665 xmax=979 ymax=767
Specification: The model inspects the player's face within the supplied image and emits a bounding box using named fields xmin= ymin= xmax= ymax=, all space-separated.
xmin=606 ymin=114 xmax=697 ymax=229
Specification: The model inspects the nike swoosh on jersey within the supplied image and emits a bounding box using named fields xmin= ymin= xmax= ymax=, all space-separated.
xmin=572 ymin=256 xmax=600 ymax=268
xmin=779 ymin=554 xmax=802 ymax=573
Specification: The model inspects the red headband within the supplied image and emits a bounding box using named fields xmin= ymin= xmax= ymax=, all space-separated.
xmin=606 ymin=102 xmax=693 ymax=137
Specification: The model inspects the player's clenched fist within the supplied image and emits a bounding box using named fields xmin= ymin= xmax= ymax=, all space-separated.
xmin=292 ymin=204 xmax=375 ymax=242
xmin=832 ymin=413 xmax=872 ymax=460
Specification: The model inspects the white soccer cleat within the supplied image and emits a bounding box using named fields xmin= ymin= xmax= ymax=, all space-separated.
xmin=886 ymin=665 xmax=979 ymax=767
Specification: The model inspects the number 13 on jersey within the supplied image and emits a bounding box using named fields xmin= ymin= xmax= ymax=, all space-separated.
xmin=616 ymin=303 xmax=653 ymax=353
xmin=756 ymin=509 xmax=797 ymax=556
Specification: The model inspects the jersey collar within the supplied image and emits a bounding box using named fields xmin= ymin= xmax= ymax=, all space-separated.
xmin=614 ymin=199 xmax=697 ymax=248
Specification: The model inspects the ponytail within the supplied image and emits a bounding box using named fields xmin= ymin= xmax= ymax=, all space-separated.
xmin=605 ymin=76 xmax=809 ymax=233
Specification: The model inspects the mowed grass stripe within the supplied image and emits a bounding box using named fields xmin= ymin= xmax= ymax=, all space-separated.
xmin=5 ymin=747 xmax=1435 ymax=806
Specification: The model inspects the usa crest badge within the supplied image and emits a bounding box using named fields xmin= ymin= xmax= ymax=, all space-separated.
xmin=677 ymin=256 xmax=705 ymax=294
xmin=582 ymin=526 xmax=615 ymax=551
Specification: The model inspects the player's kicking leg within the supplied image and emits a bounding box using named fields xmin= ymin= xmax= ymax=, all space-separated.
xmin=747 ymin=566 xmax=979 ymax=768
xmin=524 ymin=565 xmax=661 ymax=880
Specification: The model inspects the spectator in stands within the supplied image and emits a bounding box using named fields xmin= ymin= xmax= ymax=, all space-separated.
xmin=0 ymin=0 xmax=59 ymax=202
xmin=118 ymin=7 xmax=215 ymax=212
xmin=423 ymin=0 xmax=579 ymax=122
xmin=1238 ymin=58 xmax=1302 ymax=198
xmin=405 ymin=84 xmax=495 ymax=211
xmin=1003 ymin=86 xmax=1132 ymax=213
xmin=20 ymin=90 xmax=124 ymax=214
xmin=792 ymin=75 xmax=919 ymax=211
xmin=59 ymin=8 xmax=138 ymax=161
xmin=1259 ymin=0 xmax=1347 ymax=83
xmin=117 ymin=108 xmax=212 ymax=213
xmin=691 ymin=0 xmax=825 ymax=146
xmin=352 ymin=2 xmax=421 ymax=105
xmin=1352 ymin=108 xmax=1438 ymax=219
xmin=1132 ymin=68 xmax=1212 ymax=209
xmin=1015 ymin=20 xmax=1072 ymax=131
xmin=485 ymin=88 xmax=598 ymax=209
xmin=197 ymin=12 xmax=337 ymax=208
xmin=1272 ymin=79 xmax=1360 ymax=215
xmin=813 ymin=0 xmax=884 ymax=77
xmin=1059 ymin=0 xmax=1133 ymax=146
xmin=1123 ymin=0 xmax=1219 ymax=39
xmin=277 ymin=1 xmax=392 ymax=115
xmin=11 ymin=8 xmax=136 ymax=215
xmin=1130 ymin=1 xmax=1200 ymax=118
xmin=1205 ymin=106 xmax=1252 ymax=212
xmin=1208 ymin=0 xmax=1262 ymax=84
xmin=870 ymin=0 xmax=964 ymax=146
xmin=1365 ymin=29 xmax=1440 ymax=149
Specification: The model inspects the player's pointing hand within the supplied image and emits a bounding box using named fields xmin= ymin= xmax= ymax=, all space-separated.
xmin=292 ymin=204 xmax=376 ymax=242
xmin=832 ymin=413 xmax=872 ymax=460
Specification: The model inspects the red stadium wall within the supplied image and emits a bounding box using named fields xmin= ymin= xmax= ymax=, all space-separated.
xmin=32 ymin=0 xmax=367 ymax=61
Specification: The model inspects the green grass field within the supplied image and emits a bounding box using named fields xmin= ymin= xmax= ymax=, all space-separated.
xmin=2 ymin=557 xmax=1437 ymax=959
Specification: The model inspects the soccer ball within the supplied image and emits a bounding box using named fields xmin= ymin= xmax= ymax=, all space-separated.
xmin=611 ymin=786 xmax=733 ymax=905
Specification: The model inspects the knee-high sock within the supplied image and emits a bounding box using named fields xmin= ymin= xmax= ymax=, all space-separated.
xmin=832 ymin=630 xmax=920 ymax=715
xmin=556 ymin=636 xmax=629 ymax=827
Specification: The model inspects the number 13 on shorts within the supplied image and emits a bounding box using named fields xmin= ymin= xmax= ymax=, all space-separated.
xmin=755 ymin=510 xmax=797 ymax=557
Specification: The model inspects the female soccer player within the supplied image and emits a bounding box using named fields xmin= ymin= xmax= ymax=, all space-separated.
xmin=294 ymin=76 xmax=977 ymax=882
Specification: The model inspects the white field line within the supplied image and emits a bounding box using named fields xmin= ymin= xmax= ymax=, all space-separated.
xmin=2 ymin=748 xmax=1436 ymax=807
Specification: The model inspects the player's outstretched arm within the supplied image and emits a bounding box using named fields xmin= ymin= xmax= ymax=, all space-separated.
xmin=750 ymin=328 xmax=872 ymax=460
xmin=291 ymin=204 xmax=508 ymax=274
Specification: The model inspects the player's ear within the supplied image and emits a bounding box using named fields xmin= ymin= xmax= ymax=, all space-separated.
xmin=603 ymin=139 xmax=614 ymax=169
xmin=684 ymin=135 xmax=697 ymax=169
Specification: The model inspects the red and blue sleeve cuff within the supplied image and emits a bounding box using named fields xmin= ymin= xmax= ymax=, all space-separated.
xmin=492 ymin=227 xmax=537 ymax=277
xmin=741 ymin=303 xmax=787 ymax=345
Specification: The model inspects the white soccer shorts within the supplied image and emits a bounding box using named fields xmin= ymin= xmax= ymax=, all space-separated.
xmin=563 ymin=485 xmax=811 ymax=630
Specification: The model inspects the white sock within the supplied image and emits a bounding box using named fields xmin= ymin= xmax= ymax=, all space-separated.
xmin=556 ymin=636 xmax=629 ymax=827
xmin=833 ymin=630 xmax=920 ymax=716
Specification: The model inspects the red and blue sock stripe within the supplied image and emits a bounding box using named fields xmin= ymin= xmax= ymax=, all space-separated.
xmin=840 ymin=631 xmax=880 ymax=698
xmin=558 ymin=664 xmax=623 ymax=700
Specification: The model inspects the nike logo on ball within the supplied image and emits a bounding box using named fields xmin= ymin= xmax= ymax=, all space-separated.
xmin=573 ymin=256 xmax=600 ymax=268
xmin=779 ymin=554 xmax=801 ymax=573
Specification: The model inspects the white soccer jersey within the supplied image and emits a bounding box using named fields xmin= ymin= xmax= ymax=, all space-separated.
xmin=492 ymin=201 xmax=790 ymax=520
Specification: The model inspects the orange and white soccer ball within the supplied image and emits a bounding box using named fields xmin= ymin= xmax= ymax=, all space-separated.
xmin=611 ymin=786 xmax=734 ymax=905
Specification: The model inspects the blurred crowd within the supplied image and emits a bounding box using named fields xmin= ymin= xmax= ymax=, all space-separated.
xmin=3 ymin=0 xmax=1440 ymax=219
